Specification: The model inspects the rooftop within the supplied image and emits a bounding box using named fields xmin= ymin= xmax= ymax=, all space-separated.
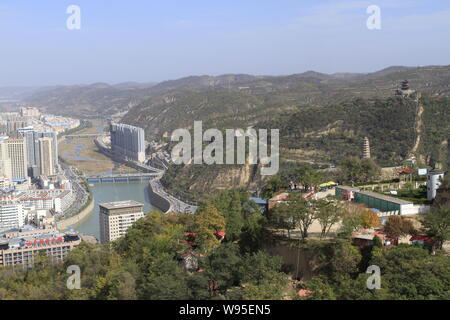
xmin=249 ymin=197 xmax=267 ymax=205
xmin=99 ymin=200 xmax=144 ymax=210
xmin=356 ymin=190 xmax=413 ymax=205
xmin=336 ymin=185 xmax=360 ymax=192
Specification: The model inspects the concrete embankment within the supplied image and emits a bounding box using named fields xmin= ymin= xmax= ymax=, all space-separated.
xmin=57 ymin=198 xmax=94 ymax=230
xmin=148 ymin=180 xmax=172 ymax=213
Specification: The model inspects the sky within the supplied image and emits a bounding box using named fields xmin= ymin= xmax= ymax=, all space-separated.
xmin=1 ymin=0 xmax=450 ymax=86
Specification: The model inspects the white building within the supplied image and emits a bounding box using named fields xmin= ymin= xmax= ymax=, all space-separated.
xmin=427 ymin=170 xmax=445 ymax=200
xmin=16 ymin=189 xmax=75 ymax=213
xmin=0 ymin=201 xmax=24 ymax=231
xmin=99 ymin=200 xmax=144 ymax=243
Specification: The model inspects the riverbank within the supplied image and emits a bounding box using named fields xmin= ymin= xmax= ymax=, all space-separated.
xmin=148 ymin=179 xmax=172 ymax=213
xmin=57 ymin=197 xmax=94 ymax=230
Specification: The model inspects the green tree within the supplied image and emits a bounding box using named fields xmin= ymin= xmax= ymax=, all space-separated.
xmin=288 ymin=194 xmax=317 ymax=240
xmin=261 ymin=176 xmax=287 ymax=199
xmin=239 ymin=251 xmax=288 ymax=300
xmin=316 ymin=197 xmax=344 ymax=239
xmin=339 ymin=157 xmax=381 ymax=184
xmin=421 ymin=204 xmax=450 ymax=249
xmin=296 ymin=165 xmax=323 ymax=191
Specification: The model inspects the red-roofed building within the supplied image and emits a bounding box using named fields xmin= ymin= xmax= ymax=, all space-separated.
xmin=352 ymin=228 xmax=396 ymax=248
xmin=410 ymin=234 xmax=434 ymax=248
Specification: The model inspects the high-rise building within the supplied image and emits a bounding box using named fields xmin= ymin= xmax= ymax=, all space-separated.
xmin=0 ymin=200 xmax=24 ymax=231
xmin=362 ymin=137 xmax=371 ymax=159
xmin=38 ymin=137 xmax=54 ymax=176
xmin=5 ymin=117 xmax=30 ymax=135
xmin=20 ymin=107 xmax=41 ymax=118
xmin=110 ymin=123 xmax=146 ymax=163
xmin=0 ymin=138 xmax=12 ymax=180
xmin=5 ymin=138 xmax=28 ymax=179
xmin=17 ymin=127 xmax=58 ymax=177
xmin=99 ymin=200 xmax=144 ymax=243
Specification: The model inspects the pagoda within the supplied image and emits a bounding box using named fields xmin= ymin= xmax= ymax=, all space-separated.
xmin=362 ymin=137 xmax=371 ymax=159
xmin=395 ymin=80 xmax=415 ymax=96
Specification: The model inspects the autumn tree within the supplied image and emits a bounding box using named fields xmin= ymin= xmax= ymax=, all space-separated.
xmin=338 ymin=203 xmax=367 ymax=238
xmin=361 ymin=209 xmax=380 ymax=229
xmin=383 ymin=216 xmax=415 ymax=240
xmin=193 ymin=204 xmax=226 ymax=252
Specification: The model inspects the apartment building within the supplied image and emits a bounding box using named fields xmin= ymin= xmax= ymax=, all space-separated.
xmin=110 ymin=122 xmax=146 ymax=163
xmin=99 ymin=200 xmax=144 ymax=243
xmin=0 ymin=227 xmax=81 ymax=268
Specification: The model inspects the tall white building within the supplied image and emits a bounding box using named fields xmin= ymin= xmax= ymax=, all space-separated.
xmin=17 ymin=127 xmax=58 ymax=177
xmin=0 ymin=200 xmax=24 ymax=231
xmin=110 ymin=123 xmax=146 ymax=163
xmin=5 ymin=138 xmax=28 ymax=179
xmin=99 ymin=200 xmax=144 ymax=243
xmin=38 ymin=137 xmax=54 ymax=176
xmin=0 ymin=138 xmax=12 ymax=180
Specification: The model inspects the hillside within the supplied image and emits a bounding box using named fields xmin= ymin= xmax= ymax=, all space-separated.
xmin=22 ymin=83 xmax=156 ymax=118
xmin=129 ymin=66 xmax=450 ymax=199
xmin=123 ymin=65 xmax=450 ymax=140
xmin=7 ymin=65 xmax=448 ymax=120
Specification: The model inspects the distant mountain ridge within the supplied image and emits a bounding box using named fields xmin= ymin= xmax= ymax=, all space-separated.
xmin=2 ymin=65 xmax=449 ymax=119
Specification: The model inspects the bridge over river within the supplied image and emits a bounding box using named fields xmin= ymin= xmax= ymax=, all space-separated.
xmin=86 ymin=172 xmax=160 ymax=183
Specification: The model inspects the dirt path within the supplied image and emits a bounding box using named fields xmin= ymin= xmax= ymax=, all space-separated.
xmin=410 ymin=92 xmax=424 ymax=158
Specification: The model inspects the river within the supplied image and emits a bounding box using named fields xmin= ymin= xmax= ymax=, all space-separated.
xmin=73 ymin=182 xmax=154 ymax=240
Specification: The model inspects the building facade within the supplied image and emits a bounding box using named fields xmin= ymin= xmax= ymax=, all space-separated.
xmin=17 ymin=127 xmax=58 ymax=177
xmin=0 ymin=138 xmax=12 ymax=179
xmin=0 ymin=200 xmax=24 ymax=231
xmin=110 ymin=122 xmax=146 ymax=163
xmin=5 ymin=138 xmax=28 ymax=179
xmin=0 ymin=228 xmax=81 ymax=268
xmin=427 ymin=170 xmax=445 ymax=200
xmin=99 ymin=200 xmax=144 ymax=243
xmin=38 ymin=137 xmax=54 ymax=176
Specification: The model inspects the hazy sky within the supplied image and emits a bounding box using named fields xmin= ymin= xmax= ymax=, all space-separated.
xmin=1 ymin=0 xmax=449 ymax=86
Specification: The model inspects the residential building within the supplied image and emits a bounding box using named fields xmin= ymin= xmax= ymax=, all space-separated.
xmin=17 ymin=127 xmax=58 ymax=177
xmin=0 ymin=200 xmax=24 ymax=231
xmin=110 ymin=122 xmax=146 ymax=163
xmin=5 ymin=138 xmax=28 ymax=179
xmin=99 ymin=200 xmax=144 ymax=243
xmin=16 ymin=189 xmax=75 ymax=213
xmin=38 ymin=137 xmax=54 ymax=176
xmin=20 ymin=107 xmax=41 ymax=118
xmin=0 ymin=138 xmax=12 ymax=179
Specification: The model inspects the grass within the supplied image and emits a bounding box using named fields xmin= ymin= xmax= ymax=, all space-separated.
xmin=58 ymin=120 xmax=137 ymax=175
